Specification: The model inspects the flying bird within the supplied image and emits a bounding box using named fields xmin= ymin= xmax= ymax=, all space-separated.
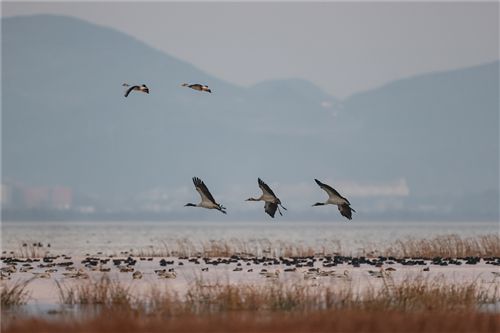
xmin=181 ymin=83 xmax=212 ymax=93
xmin=246 ymin=178 xmax=287 ymax=218
xmin=312 ymin=179 xmax=356 ymax=220
xmin=123 ymin=84 xmax=149 ymax=97
xmin=185 ymin=177 xmax=226 ymax=214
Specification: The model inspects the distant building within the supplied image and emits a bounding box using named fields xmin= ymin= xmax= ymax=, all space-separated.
xmin=2 ymin=183 xmax=74 ymax=211
xmin=51 ymin=186 xmax=72 ymax=210
xmin=23 ymin=187 xmax=51 ymax=209
xmin=1 ymin=184 xmax=12 ymax=208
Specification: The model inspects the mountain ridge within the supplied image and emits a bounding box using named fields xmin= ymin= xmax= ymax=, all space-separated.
xmin=2 ymin=14 xmax=498 ymax=219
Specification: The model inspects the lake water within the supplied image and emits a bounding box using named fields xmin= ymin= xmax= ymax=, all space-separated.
xmin=1 ymin=220 xmax=498 ymax=256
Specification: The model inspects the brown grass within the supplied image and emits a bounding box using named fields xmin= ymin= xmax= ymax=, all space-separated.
xmin=55 ymin=275 xmax=132 ymax=309
xmin=380 ymin=234 xmax=500 ymax=258
xmin=3 ymin=275 xmax=500 ymax=332
xmin=15 ymin=243 xmax=47 ymax=259
xmin=0 ymin=278 xmax=33 ymax=307
xmin=120 ymin=233 xmax=500 ymax=259
xmin=7 ymin=234 xmax=499 ymax=259
xmin=52 ymin=275 xmax=499 ymax=314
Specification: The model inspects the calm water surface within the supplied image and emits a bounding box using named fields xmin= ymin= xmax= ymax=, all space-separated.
xmin=1 ymin=220 xmax=498 ymax=256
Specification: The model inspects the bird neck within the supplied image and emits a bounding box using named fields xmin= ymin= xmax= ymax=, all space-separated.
xmin=313 ymin=202 xmax=325 ymax=206
xmin=185 ymin=203 xmax=197 ymax=207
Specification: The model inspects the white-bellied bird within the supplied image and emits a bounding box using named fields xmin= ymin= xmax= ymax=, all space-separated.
xmin=246 ymin=178 xmax=287 ymax=218
xmin=181 ymin=83 xmax=212 ymax=93
xmin=313 ymin=179 xmax=355 ymax=220
xmin=185 ymin=177 xmax=226 ymax=214
xmin=123 ymin=84 xmax=149 ymax=97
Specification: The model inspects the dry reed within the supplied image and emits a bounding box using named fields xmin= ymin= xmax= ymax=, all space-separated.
xmin=52 ymin=275 xmax=499 ymax=314
xmin=55 ymin=275 xmax=132 ymax=309
xmin=7 ymin=234 xmax=498 ymax=259
xmin=1 ymin=278 xmax=33 ymax=307
xmin=129 ymin=233 xmax=500 ymax=258
xmin=381 ymin=234 xmax=500 ymax=258
xmin=3 ymin=274 xmax=500 ymax=333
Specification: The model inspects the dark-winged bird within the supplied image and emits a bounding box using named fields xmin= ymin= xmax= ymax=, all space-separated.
xmin=181 ymin=83 xmax=211 ymax=93
xmin=185 ymin=177 xmax=226 ymax=214
xmin=124 ymin=84 xmax=149 ymax=97
xmin=246 ymin=178 xmax=287 ymax=218
xmin=313 ymin=179 xmax=355 ymax=220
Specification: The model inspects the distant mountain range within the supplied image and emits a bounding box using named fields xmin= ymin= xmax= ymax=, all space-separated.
xmin=2 ymin=15 xmax=498 ymax=220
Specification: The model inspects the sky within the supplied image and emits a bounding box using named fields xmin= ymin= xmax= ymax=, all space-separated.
xmin=2 ymin=1 xmax=498 ymax=98
xmin=1 ymin=1 xmax=499 ymax=220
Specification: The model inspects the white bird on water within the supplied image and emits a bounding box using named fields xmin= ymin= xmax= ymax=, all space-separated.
xmin=312 ymin=179 xmax=356 ymax=220
xmin=185 ymin=177 xmax=227 ymax=214
xmin=246 ymin=178 xmax=287 ymax=218
xmin=260 ymin=269 xmax=280 ymax=278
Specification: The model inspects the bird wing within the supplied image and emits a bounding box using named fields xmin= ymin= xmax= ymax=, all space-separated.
xmin=193 ymin=177 xmax=217 ymax=205
xmin=314 ymin=179 xmax=349 ymax=203
xmin=258 ymin=178 xmax=277 ymax=198
xmin=189 ymin=84 xmax=202 ymax=90
xmin=124 ymin=85 xmax=137 ymax=97
xmin=338 ymin=204 xmax=353 ymax=220
xmin=264 ymin=202 xmax=278 ymax=218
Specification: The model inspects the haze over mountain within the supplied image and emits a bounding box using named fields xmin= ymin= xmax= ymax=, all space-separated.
xmin=2 ymin=15 xmax=498 ymax=220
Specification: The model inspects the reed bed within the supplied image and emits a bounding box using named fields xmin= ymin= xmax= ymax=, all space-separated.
xmin=3 ymin=275 xmax=500 ymax=333
xmin=127 ymin=234 xmax=500 ymax=258
xmin=3 ymin=283 xmax=500 ymax=333
xmin=1 ymin=278 xmax=33 ymax=307
xmin=55 ymin=275 xmax=132 ymax=309
xmin=5 ymin=234 xmax=498 ymax=259
xmin=12 ymin=242 xmax=48 ymax=259
xmin=52 ymin=275 xmax=499 ymax=314
xmin=381 ymin=234 xmax=500 ymax=258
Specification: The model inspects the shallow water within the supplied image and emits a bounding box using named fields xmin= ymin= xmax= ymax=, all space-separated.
xmin=1 ymin=220 xmax=499 ymax=318
xmin=1 ymin=220 xmax=498 ymax=256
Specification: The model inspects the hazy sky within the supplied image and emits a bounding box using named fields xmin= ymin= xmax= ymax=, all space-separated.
xmin=2 ymin=1 xmax=498 ymax=98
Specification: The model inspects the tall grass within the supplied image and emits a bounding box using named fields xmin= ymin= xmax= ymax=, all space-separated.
xmin=55 ymin=275 xmax=132 ymax=309
xmin=7 ymin=234 xmax=499 ymax=258
xmin=4 ymin=274 xmax=500 ymax=333
xmin=53 ymin=275 xmax=499 ymax=314
xmin=126 ymin=233 xmax=500 ymax=258
xmin=1 ymin=279 xmax=33 ymax=307
xmin=16 ymin=243 xmax=47 ymax=259
xmin=382 ymin=234 xmax=500 ymax=258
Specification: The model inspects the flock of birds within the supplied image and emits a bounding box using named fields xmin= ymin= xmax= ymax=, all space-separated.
xmin=121 ymin=82 xmax=356 ymax=220
xmin=2 ymin=251 xmax=499 ymax=282
xmin=185 ymin=177 xmax=355 ymax=220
